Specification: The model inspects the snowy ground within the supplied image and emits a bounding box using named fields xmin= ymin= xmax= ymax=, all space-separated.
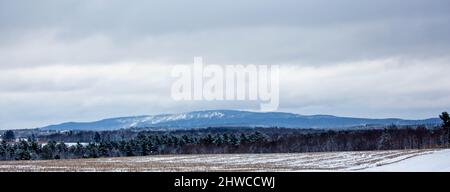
xmin=364 ymin=149 xmax=450 ymax=172
xmin=0 ymin=149 xmax=448 ymax=172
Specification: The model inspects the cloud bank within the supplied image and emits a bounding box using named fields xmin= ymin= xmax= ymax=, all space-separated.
xmin=1 ymin=0 xmax=449 ymax=128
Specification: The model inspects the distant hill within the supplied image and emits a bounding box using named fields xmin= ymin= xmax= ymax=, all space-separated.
xmin=39 ymin=110 xmax=441 ymax=131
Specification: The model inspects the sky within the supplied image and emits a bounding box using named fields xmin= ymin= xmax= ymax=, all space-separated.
xmin=1 ymin=0 xmax=450 ymax=129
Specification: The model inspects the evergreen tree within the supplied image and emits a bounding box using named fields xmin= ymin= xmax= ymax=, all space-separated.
xmin=56 ymin=142 xmax=68 ymax=159
xmin=136 ymin=133 xmax=150 ymax=156
xmin=222 ymin=134 xmax=230 ymax=144
xmin=377 ymin=130 xmax=393 ymax=150
xmin=240 ymin=133 xmax=249 ymax=144
xmin=15 ymin=142 xmax=31 ymax=160
xmin=98 ymin=141 xmax=109 ymax=157
xmin=74 ymin=142 xmax=85 ymax=157
xmin=41 ymin=141 xmax=57 ymax=159
xmin=182 ymin=135 xmax=192 ymax=144
xmin=29 ymin=140 xmax=41 ymax=160
xmin=94 ymin=132 xmax=102 ymax=143
xmin=440 ymin=112 xmax=450 ymax=146
xmin=201 ymin=134 xmax=214 ymax=145
xmin=249 ymin=132 xmax=267 ymax=143
xmin=7 ymin=144 xmax=15 ymax=160
xmin=87 ymin=143 xmax=99 ymax=158
xmin=229 ymin=134 xmax=239 ymax=147
xmin=124 ymin=141 xmax=134 ymax=156
xmin=2 ymin=130 xmax=15 ymax=142
xmin=213 ymin=135 xmax=224 ymax=146
xmin=0 ymin=140 xmax=7 ymax=160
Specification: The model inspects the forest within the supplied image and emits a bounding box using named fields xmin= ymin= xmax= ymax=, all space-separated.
xmin=0 ymin=123 xmax=448 ymax=161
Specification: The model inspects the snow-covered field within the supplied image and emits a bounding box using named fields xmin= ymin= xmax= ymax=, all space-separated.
xmin=364 ymin=149 xmax=450 ymax=172
xmin=0 ymin=149 xmax=448 ymax=172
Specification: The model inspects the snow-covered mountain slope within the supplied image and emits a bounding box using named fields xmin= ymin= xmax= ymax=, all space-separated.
xmin=39 ymin=110 xmax=441 ymax=131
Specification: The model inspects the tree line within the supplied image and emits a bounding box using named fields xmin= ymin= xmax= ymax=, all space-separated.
xmin=0 ymin=125 xmax=447 ymax=161
xmin=1 ymin=112 xmax=449 ymax=161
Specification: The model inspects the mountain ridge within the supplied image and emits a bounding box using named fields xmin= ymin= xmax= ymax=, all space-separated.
xmin=39 ymin=110 xmax=441 ymax=131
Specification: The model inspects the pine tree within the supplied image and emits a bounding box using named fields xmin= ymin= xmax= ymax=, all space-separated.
xmin=440 ymin=112 xmax=450 ymax=146
xmin=0 ymin=140 xmax=7 ymax=160
xmin=249 ymin=131 xmax=267 ymax=143
xmin=15 ymin=140 xmax=31 ymax=160
xmin=98 ymin=141 xmax=109 ymax=157
xmin=229 ymin=134 xmax=239 ymax=147
xmin=87 ymin=143 xmax=99 ymax=158
xmin=222 ymin=134 xmax=230 ymax=144
xmin=182 ymin=135 xmax=192 ymax=144
xmin=136 ymin=133 xmax=149 ymax=156
xmin=56 ymin=142 xmax=68 ymax=159
xmin=93 ymin=132 xmax=102 ymax=143
xmin=29 ymin=140 xmax=40 ymax=160
xmin=74 ymin=142 xmax=85 ymax=157
xmin=41 ymin=141 xmax=57 ymax=159
xmin=201 ymin=134 xmax=214 ymax=145
xmin=240 ymin=133 xmax=249 ymax=144
xmin=2 ymin=130 xmax=15 ymax=142
xmin=124 ymin=141 xmax=134 ymax=156
xmin=213 ymin=135 xmax=224 ymax=146
xmin=377 ymin=130 xmax=392 ymax=150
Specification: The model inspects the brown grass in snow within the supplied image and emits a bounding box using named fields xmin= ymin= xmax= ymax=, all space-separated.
xmin=0 ymin=149 xmax=435 ymax=172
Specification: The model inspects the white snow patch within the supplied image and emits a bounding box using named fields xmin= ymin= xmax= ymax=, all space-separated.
xmin=363 ymin=149 xmax=450 ymax=172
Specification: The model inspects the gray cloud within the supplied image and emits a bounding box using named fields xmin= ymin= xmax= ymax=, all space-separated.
xmin=1 ymin=0 xmax=450 ymax=66
xmin=0 ymin=0 xmax=450 ymax=129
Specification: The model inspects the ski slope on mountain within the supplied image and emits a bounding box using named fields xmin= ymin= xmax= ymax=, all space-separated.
xmin=363 ymin=149 xmax=450 ymax=172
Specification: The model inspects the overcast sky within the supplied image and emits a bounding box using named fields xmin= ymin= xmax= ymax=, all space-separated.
xmin=1 ymin=0 xmax=450 ymax=129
